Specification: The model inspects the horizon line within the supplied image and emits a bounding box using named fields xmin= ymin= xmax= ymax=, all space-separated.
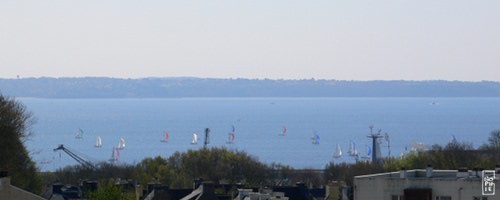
xmin=1 ymin=76 xmax=499 ymax=83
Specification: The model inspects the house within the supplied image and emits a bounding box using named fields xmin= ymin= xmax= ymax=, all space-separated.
xmin=0 ymin=171 xmax=46 ymax=200
xmin=354 ymin=166 xmax=499 ymax=200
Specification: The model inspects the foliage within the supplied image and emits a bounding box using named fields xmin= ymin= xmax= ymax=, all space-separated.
xmin=49 ymin=162 xmax=136 ymax=185
xmin=325 ymin=161 xmax=384 ymax=186
xmin=86 ymin=181 xmax=135 ymax=200
xmin=386 ymin=135 xmax=500 ymax=171
xmin=137 ymin=147 xmax=270 ymax=188
xmin=488 ymin=130 xmax=500 ymax=147
xmin=0 ymin=94 xmax=42 ymax=193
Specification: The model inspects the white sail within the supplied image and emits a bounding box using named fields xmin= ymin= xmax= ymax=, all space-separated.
xmin=191 ymin=133 xmax=198 ymax=144
xmin=348 ymin=141 xmax=358 ymax=156
xmin=94 ymin=136 xmax=102 ymax=148
xmin=117 ymin=137 xmax=126 ymax=150
xmin=109 ymin=147 xmax=118 ymax=162
xmin=333 ymin=144 xmax=342 ymax=158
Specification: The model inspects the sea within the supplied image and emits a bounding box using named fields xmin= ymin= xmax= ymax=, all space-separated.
xmin=17 ymin=97 xmax=500 ymax=172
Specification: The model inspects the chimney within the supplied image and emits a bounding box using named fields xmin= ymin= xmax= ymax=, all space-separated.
xmin=400 ymin=167 xmax=407 ymax=178
xmin=457 ymin=167 xmax=469 ymax=178
xmin=426 ymin=165 xmax=433 ymax=178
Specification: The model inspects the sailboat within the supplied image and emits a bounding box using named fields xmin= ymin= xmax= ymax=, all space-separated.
xmin=333 ymin=144 xmax=342 ymax=158
xmin=116 ymin=137 xmax=126 ymax=150
xmin=94 ymin=136 xmax=102 ymax=148
xmin=227 ymin=126 xmax=235 ymax=144
xmin=191 ymin=133 xmax=198 ymax=144
xmin=227 ymin=132 xmax=235 ymax=144
xmin=361 ymin=145 xmax=372 ymax=161
xmin=311 ymin=131 xmax=320 ymax=144
xmin=160 ymin=131 xmax=169 ymax=143
xmin=109 ymin=147 xmax=119 ymax=162
xmin=75 ymin=128 xmax=84 ymax=139
xmin=347 ymin=141 xmax=358 ymax=156
xmin=280 ymin=127 xmax=287 ymax=136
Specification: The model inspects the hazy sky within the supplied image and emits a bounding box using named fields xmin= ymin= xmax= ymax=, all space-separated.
xmin=1 ymin=0 xmax=499 ymax=81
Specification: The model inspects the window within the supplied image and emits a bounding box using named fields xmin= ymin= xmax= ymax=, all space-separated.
xmin=436 ymin=196 xmax=451 ymax=200
xmin=473 ymin=197 xmax=488 ymax=200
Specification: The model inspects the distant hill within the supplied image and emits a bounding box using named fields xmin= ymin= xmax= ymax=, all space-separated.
xmin=1 ymin=77 xmax=500 ymax=98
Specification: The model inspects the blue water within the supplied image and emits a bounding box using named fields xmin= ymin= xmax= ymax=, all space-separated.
xmin=18 ymin=98 xmax=500 ymax=172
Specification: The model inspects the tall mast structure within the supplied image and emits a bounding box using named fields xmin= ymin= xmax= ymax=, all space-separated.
xmin=367 ymin=125 xmax=384 ymax=162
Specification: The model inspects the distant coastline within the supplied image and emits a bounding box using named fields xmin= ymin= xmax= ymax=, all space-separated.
xmin=1 ymin=77 xmax=500 ymax=98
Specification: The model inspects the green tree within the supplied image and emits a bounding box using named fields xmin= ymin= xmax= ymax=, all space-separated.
xmin=86 ymin=181 xmax=135 ymax=200
xmin=0 ymin=94 xmax=42 ymax=193
xmin=488 ymin=130 xmax=500 ymax=149
xmin=134 ymin=147 xmax=270 ymax=188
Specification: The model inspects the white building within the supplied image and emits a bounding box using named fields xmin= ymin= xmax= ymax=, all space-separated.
xmin=0 ymin=172 xmax=46 ymax=200
xmin=354 ymin=166 xmax=499 ymax=200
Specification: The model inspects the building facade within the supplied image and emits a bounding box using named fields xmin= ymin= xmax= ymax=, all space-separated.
xmin=0 ymin=172 xmax=46 ymax=200
xmin=354 ymin=167 xmax=499 ymax=200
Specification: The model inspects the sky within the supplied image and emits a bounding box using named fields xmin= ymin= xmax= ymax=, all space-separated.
xmin=1 ymin=0 xmax=499 ymax=81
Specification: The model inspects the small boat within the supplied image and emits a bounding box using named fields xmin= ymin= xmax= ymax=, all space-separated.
xmin=361 ymin=145 xmax=372 ymax=160
xmin=311 ymin=131 xmax=320 ymax=144
xmin=75 ymin=128 xmax=84 ymax=139
xmin=160 ymin=131 xmax=169 ymax=143
xmin=191 ymin=133 xmax=198 ymax=144
xmin=116 ymin=137 xmax=126 ymax=150
xmin=347 ymin=141 xmax=358 ymax=156
xmin=280 ymin=127 xmax=287 ymax=136
xmin=227 ymin=132 xmax=235 ymax=144
xmin=333 ymin=144 xmax=342 ymax=158
xmin=109 ymin=147 xmax=119 ymax=162
xmin=94 ymin=136 xmax=102 ymax=148
xmin=227 ymin=126 xmax=235 ymax=144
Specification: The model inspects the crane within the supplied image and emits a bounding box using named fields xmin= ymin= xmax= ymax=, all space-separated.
xmin=53 ymin=144 xmax=95 ymax=169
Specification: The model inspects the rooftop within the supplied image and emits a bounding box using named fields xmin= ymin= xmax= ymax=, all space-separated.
xmin=355 ymin=167 xmax=494 ymax=180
